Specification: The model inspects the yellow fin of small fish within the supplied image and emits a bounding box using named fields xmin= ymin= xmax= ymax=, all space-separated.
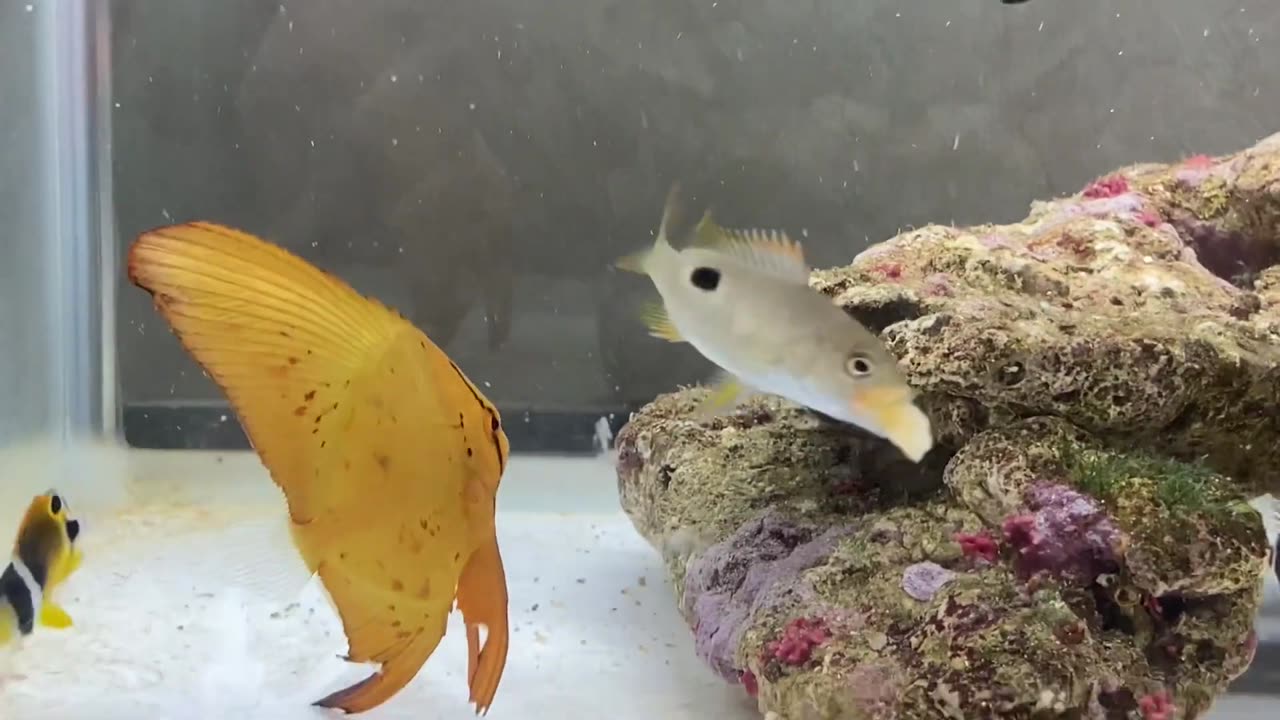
xmin=127 ymin=222 xmax=510 ymax=715
xmin=38 ymin=603 xmax=72 ymax=629
xmin=691 ymin=211 xmax=810 ymax=283
xmin=639 ymin=300 xmax=684 ymax=343
xmin=693 ymin=372 xmax=749 ymax=419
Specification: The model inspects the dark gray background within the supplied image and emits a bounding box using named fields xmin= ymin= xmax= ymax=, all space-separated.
xmin=111 ymin=0 xmax=1279 ymax=414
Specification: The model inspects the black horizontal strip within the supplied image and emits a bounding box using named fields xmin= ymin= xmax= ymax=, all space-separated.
xmin=123 ymin=401 xmax=635 ymax=455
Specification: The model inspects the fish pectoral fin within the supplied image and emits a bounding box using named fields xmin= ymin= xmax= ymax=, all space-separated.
xmin=638 ymin=301 xmax=684 ymax=343
xmin=38 ymin=603 xmax=73 ymax=629
xmin=691 ymin=212 xmax=810 ymax=283
xmin=693 ymin=372 xmax=750 ymax=419
xmin=455 ymin=535 xmax=510 ymax=715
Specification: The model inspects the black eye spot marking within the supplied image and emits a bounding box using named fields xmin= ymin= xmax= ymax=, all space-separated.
xmin=65 ymin=519 xmax=80 ymax=542
xmin=490 ymin=416 xmax=500 ymax=431
xmin=689 ymin=267 xmax=721 ymax=291
xmin=50 ymin=495 xmax=62 ymax=514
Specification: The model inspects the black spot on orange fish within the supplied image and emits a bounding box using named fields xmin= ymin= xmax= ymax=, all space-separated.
xmin=391 ymin=579 xmax=404 ymax=592
xmin=418 ymin=578 xmax=432 ymax=599
xmin=466 ymin=447 xmax=473 ymax=457
xmin=375 ymin=453 xmax=391 ymax=471
xmin=294 ymin=406 xmax=307 ymax=416
xmin=396 ymin=630 xmax=411 ymax=640
xmin=288 ymin=356 xmax=299 ymax=365
xmin=304 ymin=390 xmax=316 ymax=401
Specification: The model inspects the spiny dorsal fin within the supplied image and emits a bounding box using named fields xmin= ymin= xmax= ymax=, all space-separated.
xmin=689 ymin=211 xmax=809 ymax=283
xmin=638 ymin=300 xmax=684 ymax=343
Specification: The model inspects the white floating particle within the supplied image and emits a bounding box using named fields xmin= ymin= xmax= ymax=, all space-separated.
xmin=288 ymin=20 xmax=293 ymax=31
xmin=390 ymin=74 xmax=397 ymax=82
xmin=391 ymin=138 xmax=398 ymax=146
xmin=25 ymin=4 xmax=33 ymax=11
xmin=161 ymin=208 xmax=171 ymax=220
xmin=468 ymin=102 xmax=476 ymax=110
xmin=1038 ymin=21 xmax=1044 ymax=32
xmin=952 ymin=133 xmax=960 ymax=150
xmin=309 ymin=139 xmax=315 ymax=147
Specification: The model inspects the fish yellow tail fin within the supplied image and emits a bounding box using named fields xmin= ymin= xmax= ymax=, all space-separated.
xmin=128 ymin=222 xmax=510 ymax=714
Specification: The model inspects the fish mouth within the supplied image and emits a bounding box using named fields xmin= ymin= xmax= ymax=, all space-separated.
xmin=851 ymin=386 xmax=934 ymax=463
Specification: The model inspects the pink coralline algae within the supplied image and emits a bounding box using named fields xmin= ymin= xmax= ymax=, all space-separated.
xmin=1136 ymin=210 xmax=1162 ymax=228
xmin=901 ymin=561 xmax=956 ymax=602
xmin=765 ymin=617 xmax=829 ymax=666
xmin=954 ymin=529 xmax=999 ymax=564
xmin=1181 ymin=154 xmax=1215 ymax=169
xmin=1138 ymin=690 xmax=1175 ymax=720
xmin=1000 ymin=482 xmax=1122 ymax=584
xmin=870 ymin=261 xmax=903 ymax=280
xmin=1082 ymin=174 xmax=1130 ymax=199
xmin=921 ymin=272 xmax=955 ymax=297
xmin=681 ymin=509 xmax=854 ymax=681
xmin=740 ymin=669 xmax=758 ymax=697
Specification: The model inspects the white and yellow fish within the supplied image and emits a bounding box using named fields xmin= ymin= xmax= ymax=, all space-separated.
xmin=615 ymin=185 xmax=934 ymax=463
xmin=0 ymin=490 xmax=83 ymax=646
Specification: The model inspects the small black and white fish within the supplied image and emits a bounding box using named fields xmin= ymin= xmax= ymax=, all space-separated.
xmin=0 ymin=490 xmax=83 ymax=646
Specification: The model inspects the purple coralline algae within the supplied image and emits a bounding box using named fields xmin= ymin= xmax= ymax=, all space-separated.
xmin=681 ymin=508 xmax=853 ymax=681
xmin=1002 ymin=482 xmax=1122 ymax=584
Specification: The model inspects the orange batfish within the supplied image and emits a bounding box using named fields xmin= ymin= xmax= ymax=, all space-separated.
xmin=127 ymin=223 xmax=510 ymax=714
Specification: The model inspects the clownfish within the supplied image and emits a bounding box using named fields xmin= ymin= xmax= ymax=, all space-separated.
xmin=0 ymin=490 xmax=83 ymax=646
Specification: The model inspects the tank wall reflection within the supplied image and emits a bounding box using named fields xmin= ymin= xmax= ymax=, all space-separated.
xmin=111 ymin=0 xmax=1280 ymax=412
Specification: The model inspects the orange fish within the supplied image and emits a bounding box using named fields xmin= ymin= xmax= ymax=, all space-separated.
xmin=127 ymin=223 xmax=510 ymax=714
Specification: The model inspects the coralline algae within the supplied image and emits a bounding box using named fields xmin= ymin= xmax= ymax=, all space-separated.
xmin=681 ymin=509 xmax=853 ymax=681
xmin=1002 ymin=482 xmax=1122 ymax=584
xmin=617 ymin=131 xmax=1280 ymax=719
